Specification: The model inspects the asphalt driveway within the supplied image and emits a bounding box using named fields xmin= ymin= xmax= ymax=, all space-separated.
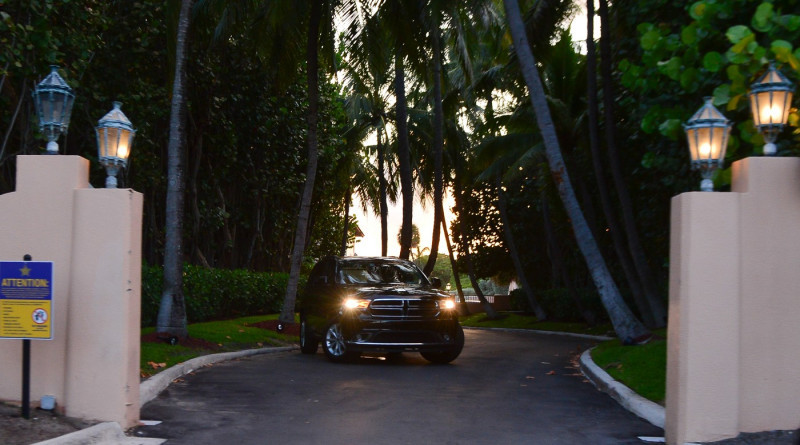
xmin=133 ymin=329 xmax=663 ymax=444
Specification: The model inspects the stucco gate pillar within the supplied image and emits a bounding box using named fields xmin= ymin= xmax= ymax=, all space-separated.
xmin=667 ymin=157 xmax=800 ymax=444
xmin=0 ymin=155 xmax=143 ymax=428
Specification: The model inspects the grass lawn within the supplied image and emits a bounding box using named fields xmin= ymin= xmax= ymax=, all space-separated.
xmin=590 ymin=329 xmax=667 ymax=405
xmin=460 ymin=312 xmax=613 ymax=337
xmin=140 ymin=314 xmax=298 ymax=378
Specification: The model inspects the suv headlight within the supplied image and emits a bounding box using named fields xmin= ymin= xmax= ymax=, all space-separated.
xmin=343 ymin=298 xmax=370 ymax=310
xmin=439 ymin=299 xmax=456 ymax=310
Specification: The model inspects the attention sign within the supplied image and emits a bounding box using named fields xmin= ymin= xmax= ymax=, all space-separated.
xmin=0 ymin=261 xmax=53 ymax=340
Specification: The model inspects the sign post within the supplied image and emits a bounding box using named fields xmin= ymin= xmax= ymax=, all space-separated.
xmin=0 ymin=255 xmax=53 ymax=418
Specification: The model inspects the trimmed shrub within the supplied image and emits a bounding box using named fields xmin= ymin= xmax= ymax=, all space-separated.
xmin=141 ymin=264 xmax=290 ymax=327
xmin=510 ymin=287 xmax=607 ymax=322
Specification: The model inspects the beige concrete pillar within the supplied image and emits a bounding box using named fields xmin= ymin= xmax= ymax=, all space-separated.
xmin=0 ymin=156 xmax=89 ymax=412
xmin=64 ymin=188 xmax=143 ymax=426
xmin=732 ymin=158 xmax=800 ymax=432
xmin=0 ymin=155 xmax=142 ymax=428
xmin=666 ymin=192 xmax=741 ymax=444
xmin=667 ymin=157 xmax=800 ymax=444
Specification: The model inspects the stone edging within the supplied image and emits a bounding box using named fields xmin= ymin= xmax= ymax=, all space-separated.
xmin=463 ymin=325 xmax=614 ymax=341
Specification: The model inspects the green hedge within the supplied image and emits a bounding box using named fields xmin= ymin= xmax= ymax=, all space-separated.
xmin=510 ymin=287 xmax=607 ymax=322
xmin=141 ymin=264 xmax=289 ymax=327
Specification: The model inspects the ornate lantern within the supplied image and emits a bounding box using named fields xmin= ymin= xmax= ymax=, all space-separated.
xmin=684 ymin=97 xmax=731 ymax=192
xmin=96 ymin=102 xmax=135 ymax=188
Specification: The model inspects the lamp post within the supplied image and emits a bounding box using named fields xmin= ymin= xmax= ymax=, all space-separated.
xmin=31 ymin=66 xmax=75 ymax=154
xmin=749 ymin=64 xmax=794 ymax=155
xmin=684 ymin=97 xmax=732 ymax=192
xmin=95 ymin=102 xmax=135 ymax=188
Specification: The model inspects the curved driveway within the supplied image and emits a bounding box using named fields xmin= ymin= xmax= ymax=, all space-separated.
xmin=134 ymin=329 xmax=663 ymax=444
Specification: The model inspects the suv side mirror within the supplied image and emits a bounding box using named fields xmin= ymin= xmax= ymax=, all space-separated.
xmin=429 ymin=277 xmax=442 ymax=289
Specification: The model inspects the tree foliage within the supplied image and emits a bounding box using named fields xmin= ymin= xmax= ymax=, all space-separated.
xmin=1 ymin=0 xmax=351 ymax=275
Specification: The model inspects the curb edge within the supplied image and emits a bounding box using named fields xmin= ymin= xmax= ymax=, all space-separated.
xmin=579 ymin=348 xmax=665 ymax=429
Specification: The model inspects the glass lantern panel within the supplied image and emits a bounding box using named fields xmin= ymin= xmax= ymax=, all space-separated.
xmin=97 ymin=127 xmax=133 ymax=159
xmin=751 ymin=90 xmax=792 ymax=126
xmin=689 ymin=127 xmax=725 ymax=161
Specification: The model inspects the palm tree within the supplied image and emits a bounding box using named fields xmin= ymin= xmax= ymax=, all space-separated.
xmin=197 ymin=0 xmax=361 ymax=327
xmin=585 ymin=0 xmax=656 ymax=327
xmin=375 ymin=0 xmax=428 ymax=260
xmin=341 ymin=16 xmax=397 ymax=256
xmin=397 ymin=224 xmax=423 ymax=260
xmin=503 ymin=0 xmax=650 ymax=343
xmin=598 ymin=0 xmax=666 ymax=327
xmin=421 ymin=7 xmax=445 ymax=277
xmin=279 ymin=0 xmax=325 ymax=326
xmin=156 ymin=0 xmax=193 ymax=340
xmin=394 ymin=53 xmax=414 ymax=260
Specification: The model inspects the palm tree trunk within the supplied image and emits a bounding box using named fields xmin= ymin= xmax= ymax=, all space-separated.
xmin=442 ymin=216 xmax=469 ymax=315
xmin=340 ymin=186 xmax=351 ymax=256
xmin=496 ymin=176 xmax=547 ymax=320
xmin=503 ymin=0 xmax=650 ymax=343
xmin=395 ymin=52 xmax=413 ymax=260
xmin=157 ymin=0 xmax=192 ymax=339
xmin=585 ymin=0 xmax=656 ymax=327
xmin=598 ymin=0 xmax=666 ymax=327
xmin=378 ymin=127 xmax=389 ymax=256
xmin=279 ymin=0 xmax=322 ymax=325
xmin=423 ymin=25 xmax=444 ymax=277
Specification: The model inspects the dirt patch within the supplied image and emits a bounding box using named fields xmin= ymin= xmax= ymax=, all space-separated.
xmin=247 ymin=319 xmax=300 ymax=336
xmin=0 ymin=402 xmax=98 ymax=445
xmin=140 ymin=331 xmax=222 ymax=349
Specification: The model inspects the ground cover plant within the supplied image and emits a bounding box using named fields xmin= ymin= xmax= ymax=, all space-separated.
xmin=460 ymin=312 xmax=613 ymax=337
xmin=140 ymin=314 xmax=298 ymax=378
xmin=590 ymin=329 xmax=667 ymax=404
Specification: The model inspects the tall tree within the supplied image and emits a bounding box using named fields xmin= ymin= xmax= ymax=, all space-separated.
xmin=279 ymin=0 xmax=324 ymax=327
xmin=377 ymin=127 xmax=389 ymax=255
xmin=157 ymin=0 xmax=193 ymax=339
xmin=584 ymin=0 xmax=656 ymax=327
xmin=341 ymin=14 xmax=395 ymax=257
xmin=503 ymin=0 xmax=650 ymax=342
xmin=598 ymin=0 xmax=666 ymax=327
xmin=394 ymin=52 xmax=414 ymax=260
xmin=422 ymin=9 xmax=445 ymax=277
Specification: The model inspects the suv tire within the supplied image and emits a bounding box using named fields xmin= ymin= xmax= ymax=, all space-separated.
xmin=300 ymin=317 xmax=318 ymax=354
xmin=421 ymin=324 xmax=464 ymax=364
xmin=323 ymin=322 xmax=356 ymax=362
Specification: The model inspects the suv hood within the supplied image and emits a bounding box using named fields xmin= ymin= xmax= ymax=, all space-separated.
xmin=349 ymin=285 xmax=448 ymax=299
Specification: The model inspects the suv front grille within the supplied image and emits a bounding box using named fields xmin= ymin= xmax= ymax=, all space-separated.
xmin=369 ymin=298 xmax=439 ymax=319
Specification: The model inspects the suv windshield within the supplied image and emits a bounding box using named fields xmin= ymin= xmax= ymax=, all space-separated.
xmin=337 ymin=259 xmax=429 ymax=286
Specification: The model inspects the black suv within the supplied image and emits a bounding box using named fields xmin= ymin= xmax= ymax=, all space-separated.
xmin=298 ymin=256 xmax=464 ymax=363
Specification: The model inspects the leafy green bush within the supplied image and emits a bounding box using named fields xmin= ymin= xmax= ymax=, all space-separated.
xmin=141 ymin=264 xmax=289 ymax=327
xmin=510 ymin=287 xmax=606 ymax=322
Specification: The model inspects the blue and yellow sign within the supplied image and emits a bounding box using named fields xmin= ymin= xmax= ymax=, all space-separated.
xmin=0 ymin=261 xmax=53 ymax=340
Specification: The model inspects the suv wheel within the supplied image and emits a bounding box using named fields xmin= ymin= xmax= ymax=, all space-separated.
xmin=421 ymin=324 xmax=464 ymax=364
xmin=299 ymin=317 xmax=318 ymax=354
xmin=323 ymin=322 xmax=355 ymax=362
